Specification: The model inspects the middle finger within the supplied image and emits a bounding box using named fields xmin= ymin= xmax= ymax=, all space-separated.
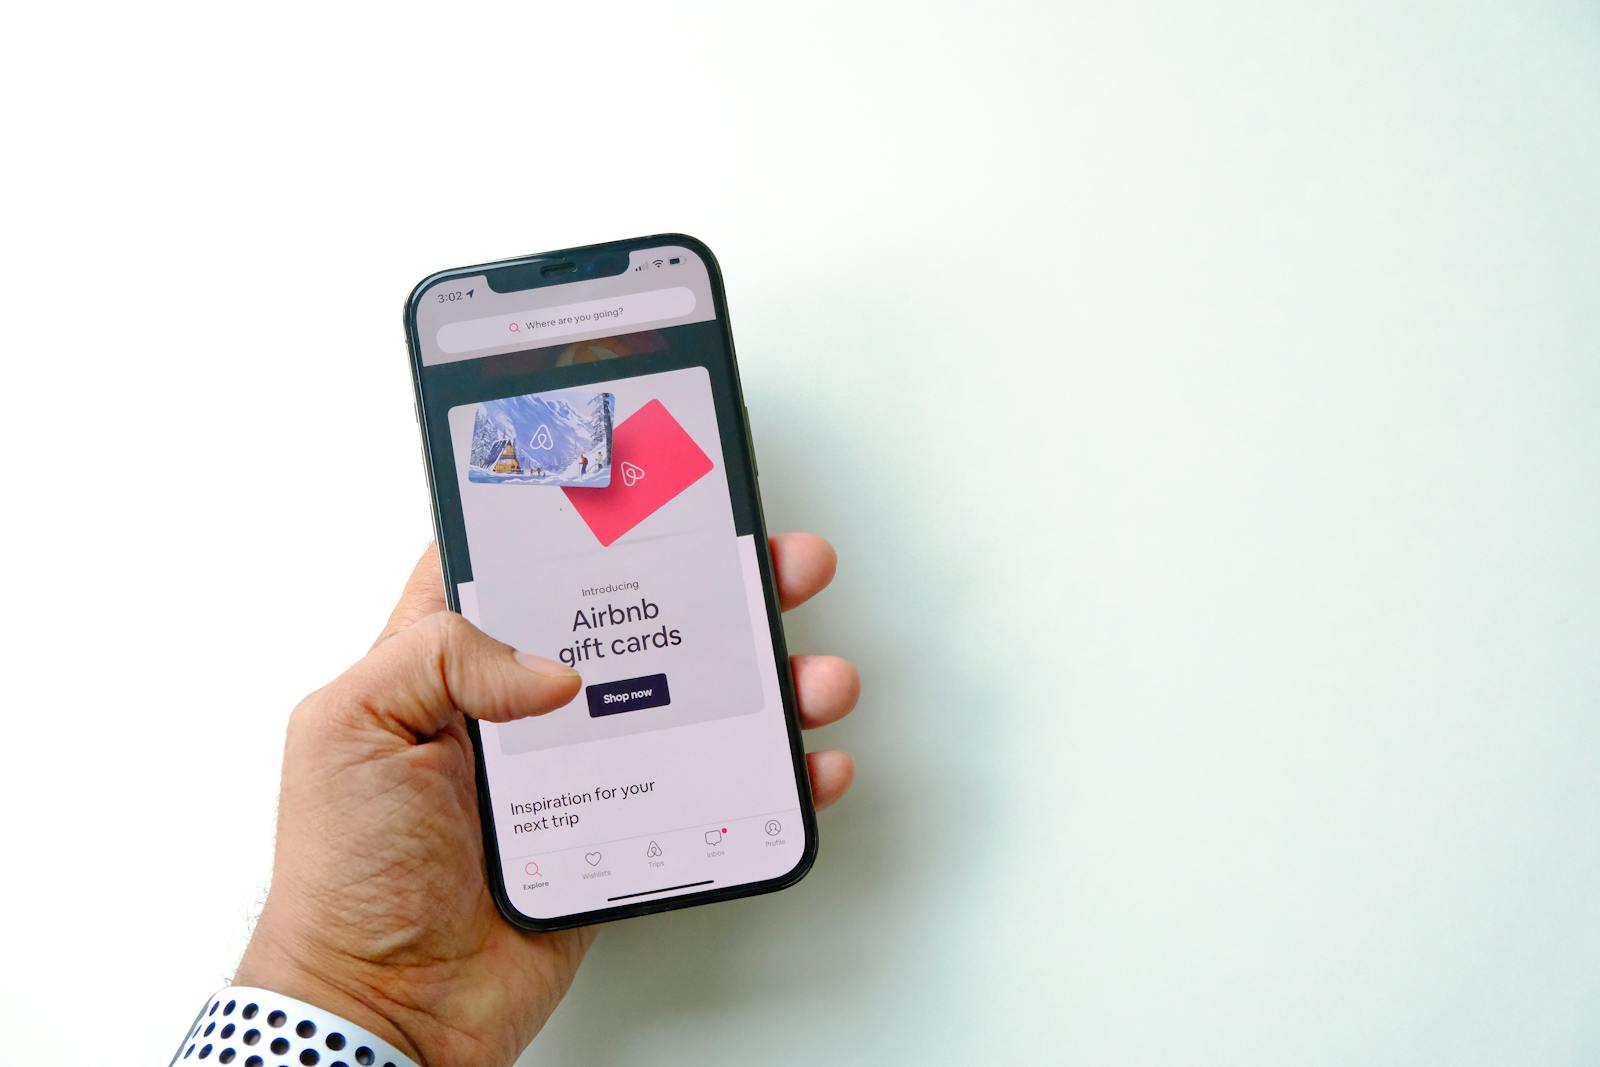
xmin=791 ymin=654 xmax=860 ymax=729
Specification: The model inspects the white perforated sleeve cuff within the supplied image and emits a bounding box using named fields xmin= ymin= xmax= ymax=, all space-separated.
xmin=170 ymin=986 xmax=420 ymax=1067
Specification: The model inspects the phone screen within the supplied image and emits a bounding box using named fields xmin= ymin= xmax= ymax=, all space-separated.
xmin=408 ymin=238 xmax=812 ymax=925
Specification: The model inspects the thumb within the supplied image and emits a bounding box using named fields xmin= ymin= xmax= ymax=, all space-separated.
xmin=331 ymin=610 xmax=582 ymax=739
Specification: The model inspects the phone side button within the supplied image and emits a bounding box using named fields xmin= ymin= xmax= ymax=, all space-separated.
xmin=744 ymin=405 xmax=759 ymax=478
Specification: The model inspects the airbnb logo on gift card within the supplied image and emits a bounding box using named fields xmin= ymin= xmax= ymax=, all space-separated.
xmin=563 ymin=400 xmax=713 ymax=546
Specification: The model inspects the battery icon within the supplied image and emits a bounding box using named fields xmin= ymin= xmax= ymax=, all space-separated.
xmin=668 ymin=257 xmax=682 ymax=265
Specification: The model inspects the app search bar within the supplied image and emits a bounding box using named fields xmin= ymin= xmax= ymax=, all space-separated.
xmin=435 ymin=287 xmax=697 ymax=355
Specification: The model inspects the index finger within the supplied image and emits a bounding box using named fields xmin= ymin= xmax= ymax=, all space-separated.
xmin=374 ymin=543 xmax=447 ymax=647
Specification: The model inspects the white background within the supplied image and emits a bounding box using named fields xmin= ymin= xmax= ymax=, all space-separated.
xmin=3 ymin=3 xmax=1598 ymax=1064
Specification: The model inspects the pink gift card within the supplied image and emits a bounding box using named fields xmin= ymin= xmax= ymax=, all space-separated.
xmin=563 ymin=399 xmax=714 ymax=546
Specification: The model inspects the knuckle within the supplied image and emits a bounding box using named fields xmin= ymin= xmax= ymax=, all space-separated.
xmin=420 ymin=608 xmax=472 ymax=649
xmin=286 ymin=683 xmax=349 ymax=741
xmin=289 ymin=680 xmax=349 ymax=727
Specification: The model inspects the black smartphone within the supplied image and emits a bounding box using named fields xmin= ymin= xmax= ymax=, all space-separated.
xmin=404 ymin=235 xmax=816 ymax=929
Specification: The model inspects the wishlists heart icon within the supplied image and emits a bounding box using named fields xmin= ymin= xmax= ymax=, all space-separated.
xmin=531 ymin=424 xmax=554 ymax=450
xmin=585 ymin=852 xmax=602 ymax=866
xmin=621 ymin=461 xmax=646 ymax=486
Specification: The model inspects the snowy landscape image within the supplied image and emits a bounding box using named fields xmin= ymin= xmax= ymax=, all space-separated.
xmin=468 ymin=387 xmax=615 ymax=487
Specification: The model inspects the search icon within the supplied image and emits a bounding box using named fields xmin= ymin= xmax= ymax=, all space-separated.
xmin=508 ymin=322 xmax=520 ymax=333
xmin=524 ymin=860 xmax=541 ymax=877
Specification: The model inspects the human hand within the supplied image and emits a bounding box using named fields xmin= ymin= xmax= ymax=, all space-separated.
xmin=234 ymin=536 xmax=859 ymax=1066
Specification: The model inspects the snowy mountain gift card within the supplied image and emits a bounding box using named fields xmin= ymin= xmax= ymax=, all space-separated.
xmin=468 ymin=387 xmax=615 ymax=487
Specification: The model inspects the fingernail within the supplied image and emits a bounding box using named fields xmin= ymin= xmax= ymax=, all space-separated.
xmin=516 ymin=652 xmax=581 ymax=677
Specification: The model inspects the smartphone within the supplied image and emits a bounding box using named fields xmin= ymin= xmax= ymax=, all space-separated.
xmin=404 ymin=235 xmax=816 ymax=929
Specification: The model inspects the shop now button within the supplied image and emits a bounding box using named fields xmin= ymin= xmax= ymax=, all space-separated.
xmin=586 ymin=674 xmax=671 ymax=718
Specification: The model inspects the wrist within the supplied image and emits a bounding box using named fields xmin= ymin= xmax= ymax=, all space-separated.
xmin=235 ymin=930 xmax=431 ymax=1065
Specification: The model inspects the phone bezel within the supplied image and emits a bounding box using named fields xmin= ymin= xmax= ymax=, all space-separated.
xmin=403 ymin=233 xmax=818 ymax=931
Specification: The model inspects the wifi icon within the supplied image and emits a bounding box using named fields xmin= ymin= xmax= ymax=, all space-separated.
xmin=652 ymin=259 xmax=664 ymax=268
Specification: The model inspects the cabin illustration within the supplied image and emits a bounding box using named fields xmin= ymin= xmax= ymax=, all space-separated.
xmin=491 ymin=439 xmax=521 ymax=474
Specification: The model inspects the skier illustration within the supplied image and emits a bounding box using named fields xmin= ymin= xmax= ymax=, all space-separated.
xmin=580 ymin=453 xmax=589 ymax=476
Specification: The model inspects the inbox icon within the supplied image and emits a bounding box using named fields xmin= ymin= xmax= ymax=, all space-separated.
xmin=563 ymin=399 xmax=713 ymax=546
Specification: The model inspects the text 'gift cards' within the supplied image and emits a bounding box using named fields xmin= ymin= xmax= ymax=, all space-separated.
xmin=563 ymin=399 xmax=713 ymax=546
